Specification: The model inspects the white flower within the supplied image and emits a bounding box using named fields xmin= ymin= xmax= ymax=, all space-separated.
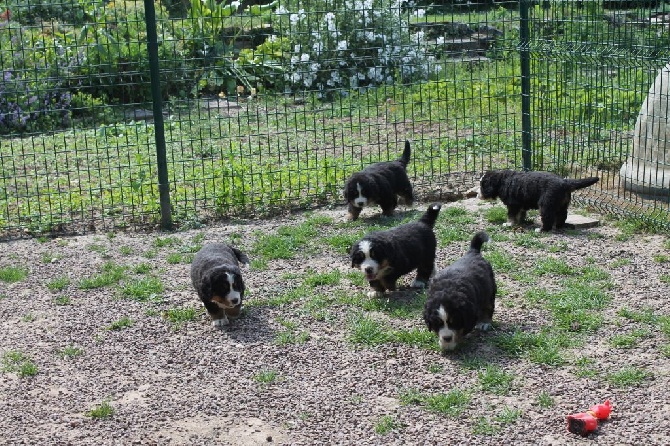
xmin=300 ymin=53 xmax=310 ymax=62
xmin=337 ymin=40 xmax=348 ymax=51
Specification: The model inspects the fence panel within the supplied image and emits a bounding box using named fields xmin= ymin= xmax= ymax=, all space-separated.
xmin=2 ymin=0 xmax=669 ymax=237
xmin=526 ymin=0 xmax=670 ymax=224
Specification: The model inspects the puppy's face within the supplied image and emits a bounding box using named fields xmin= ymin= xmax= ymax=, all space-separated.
xmin=477 ymin=172 xmax=498 ymax=201
xmin=210 ymin=271 xmax=244 ymax=309
xmin=344 ymin=179 xmax=374 ymax=208
xmin=424 ymin=303 xmax=474 ymax=351
xmin=350 ymin=239 xmax=390 ymax=281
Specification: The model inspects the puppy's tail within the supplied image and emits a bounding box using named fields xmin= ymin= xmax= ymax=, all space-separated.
xmin=469 ymin=231 xmax=490 ymax=253
xmin=565 ymin=177 xmax=599 ymax=191
xmin=420 ymin=203 xmax=442 ymax=228
xmin=230 ymin=245 xmax=250 ymax=267
xmin=398 ymin=140 xmax=411 ymax=167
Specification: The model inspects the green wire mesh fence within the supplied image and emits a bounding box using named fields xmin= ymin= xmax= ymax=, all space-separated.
xmin=0 ymin=0 xmax=669 ymax=237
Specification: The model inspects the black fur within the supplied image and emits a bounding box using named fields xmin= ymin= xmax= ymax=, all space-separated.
xmin=349 ymin=203 xmax=441 ymax=296
xmin=343 ymin=140 xmax=414 ymax=220
xmin=478 ymin=170 xmax=599 ymax=231
xmin=423 ymin=231 xmax=497 ymax=351
xmin=190 ymin=243 xmax=249 ymax=326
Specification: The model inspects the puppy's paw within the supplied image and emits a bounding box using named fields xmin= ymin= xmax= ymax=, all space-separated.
xmin=476 ymin=322 xmax=492 ymax=331
xmin=502 ymin=222 xmax=514 ymax=227
xmin=367 ymin=290 xmax=384 ymax=299
xmin=212 ymin=317 xmax=230 ymax=328
xmin=410 ymin=279 xmax=427 ymax=288
xmin=534 ymin=227 xmax=543 ymax=233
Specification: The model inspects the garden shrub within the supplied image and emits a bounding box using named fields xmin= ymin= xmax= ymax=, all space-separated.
xmin=271 ymin=0 xmax=437 ymax=97
xmin=0 ymin=23 xmax=72 ymax=134
xmin=73 ymin=0 xmax=190 ymax=103
xmin=1 ymin=0 xmax=83 ymax=25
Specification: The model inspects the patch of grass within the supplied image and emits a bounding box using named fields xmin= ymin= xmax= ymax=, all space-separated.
xmin=303 ymin=270 xmax=342 ymax=287
xmin=58 ymin=345 xmax=84 ymax=358
xmin=574 ymin=356 xmax=598 ymax=378
xmin=459 ymin=355 xmax=489 ymax=370
xmin=661 ymin=344 xmax=670 ymax=358
xmin=133 ymin=263 xmax=152 ymax=274
xmin=374 ymin=415 xmax=404 ymax=435
xmin=250 ymin=285 xmax=310 ymax=308
xmin=78 ymin=262 xmax=126 ymax=289
xmin=610 ymin=258 xmax=631 ymax=268
xmin=119 ymin=245 xmax=133 ymax=256
xmin=107 ymin=316 xmax=133 ymax=330
xmin=0 ymin=265 xmax=28 ymax=283
xmin=22 ymin=313 xmax=36 ymax=322
xmin=478 ymin=365 xmax=515 ymax=395
xmin=617 ymin=307 xmax=657 ymax=324
xmin=86 ymin=400 xmax=115 ymax=419
xmin=253 ymin=369 xmax=279 ymax=384
xmin=513 ymin=232 xmax=546 ymax=249
xmin=348 ymin=315 xmax=388 ymax=346
xmin=609 ymin=330 xmax=650 ymax=349
xmin=53 ymin=295 xmax=71 ymax=306
xmin=653 ymin=254 xmax=670 ymax=263
xmin=534 ymin=257 xmax=574 ymax=276
xmin=491 ymin=329 xmax=567 ymax=366
xmin=87 ymin=243 xmax=108 ymax=255
xmin=357 ymin=292 xmax=427 ymax=319
xmin=274 ymin=318 xmax=310 ymax=345
xmin=579 ymin=265 xmax=610 ymax=281
xmin=472 ymin=417 xmax=498 ymax=435
xmin=660 ymin=274 xmax=670 ymax=284
xmin=605 ymin=367 xmax=651 ymax=387
xmin=152 ymin=236 xmax=181 ymax=248
xmin=399 ymin=388 xmax=471 ymax=417
xmin=46 ymin=276 xmax=70 ymax=292
xmin=345 ymin=270 xmax=367 ymax=287
xmin=483 ymin=249 xmax=517 ymax=273
xmin=252 ymin=220 xmax=321 ymax=260
xmin=536 ymin=392 xmax=555 ymax=408
xmin=427 ymin=363 xmax=443 ymax=373
xmin=323 ymin=232 xmax=362 ymax=252
xmin=2 ymin=351 xmax=38 ymax=377
xmin=496 ymin=406 xmax=523 ymax=424
xmin=389 ymin=328 xmax=435 ymax=349
xmin=547 ymin=283 xmax=611 ymax=333
xmin=163 ymin=307 xmax=199 ymax=329
xmin=41 ymin=251 xmax=62 ymax=263
xmin=547 ymin=241 xmax=568 ymax=253
xmin=483 ymin=206 xmax=507 ymax=224
xmin=119 ymin=277 xmax=164 ymax=302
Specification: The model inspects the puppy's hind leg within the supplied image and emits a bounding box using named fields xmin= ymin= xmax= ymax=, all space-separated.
xmin=555 ymin=204 xmax=569 ymax=229
xmin=537 ymin=206 xmax=556 ymax=232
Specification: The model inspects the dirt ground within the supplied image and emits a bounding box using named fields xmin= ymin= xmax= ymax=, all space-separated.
xmin=1 ymin=198 xmax=669 ymax=445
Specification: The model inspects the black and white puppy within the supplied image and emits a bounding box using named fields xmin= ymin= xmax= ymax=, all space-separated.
xmin=343 ymin=140 xmax=414 ymax=221
xmin=350 ymin=203 xmax=441 ymax=298
xmin=423 ymin=231 xmax=496 ymax=352
xmin=191 ymin=243 xmax=249 ymax=328
xmin=478 ymin=170 xmax=599 ymax=232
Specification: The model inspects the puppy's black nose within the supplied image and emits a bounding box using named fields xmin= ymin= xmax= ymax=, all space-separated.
xmin=364 ymin=266 xmax=373 ymax=274
xmin=230 ymin=297 xmax=240 ymax=305
xmin=442 ymin=335 xmax=453 ymax=343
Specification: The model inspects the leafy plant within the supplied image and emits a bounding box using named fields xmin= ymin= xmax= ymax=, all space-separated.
xmin=0 ymin=265 xmax=28 ymax=283
xmin=2 ymin=351 xmax=38 ymax=377
xmin=86 ymin=399 xmax=115 ymax=419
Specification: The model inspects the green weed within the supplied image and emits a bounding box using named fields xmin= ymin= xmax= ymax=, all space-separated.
xmin=2 ymin=351 xmax=38 ymax=377
xmin=605 ymin=367 xmax=650 ymax=387
xmin=0 ymin=266 xmax=28 ymax=283
xmin=119 ymin=277 xmax=164 ymax=302
xmin=374 ymin=415 xmax=404 ymax=435
xmin=86 ymin=400 xmax=115 ymax=419
xmin=78 ymin=262 xmax=126 ymax=289
xmin=163 ymin=307 xmax=199 ymax=329
xmin=107 ymin=316 xmax=133 ymax=330
xmin=46 ymin=276 xmax=70 ymax=292
xmin=478 ymin=365 xmax=515 ymax=395
xmin=58 ymin=345 xmax=84 ymax=358
xmin=253 ymin=369 xmax=279 ymax=384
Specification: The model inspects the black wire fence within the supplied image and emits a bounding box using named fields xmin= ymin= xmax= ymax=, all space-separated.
xmin=1 ymin=0 xmax=669 ymax=237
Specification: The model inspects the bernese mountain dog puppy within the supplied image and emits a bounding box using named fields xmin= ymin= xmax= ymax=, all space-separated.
xmin=343 ymin=140 xmax=414 ymax=221
xmin=349 ymin=203 xmax=441 ymax=298
xmin=478 ymin=169 xmax=599 ymax=232
xmin=423 ymin=231 xmax=496 ymax=352
xmin=191 ymin=243 xmax=249 ymax=328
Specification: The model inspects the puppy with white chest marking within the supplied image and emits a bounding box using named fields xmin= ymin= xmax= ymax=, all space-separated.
xmin=191 ymin=243 xmax=249 ymax=328
xmin=423 ymin=231 xmax=496 ymax=352
xmin=343 ymin=140 xmax=414 ymax=221
xmin=478 ymin=169 xmax=599 ymax=232
xmin=350 ymin=203 xmax=441 ymax=298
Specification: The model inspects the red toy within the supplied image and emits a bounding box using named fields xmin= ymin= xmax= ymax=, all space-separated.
xmin=566 ymin=400 xmax=613 ymax=436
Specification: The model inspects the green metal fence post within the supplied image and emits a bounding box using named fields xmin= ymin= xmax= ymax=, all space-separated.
xmin=519 ymin=0 xmax=532 ymax=171
xmin=143 ymin=0 xmax=173 ymax=230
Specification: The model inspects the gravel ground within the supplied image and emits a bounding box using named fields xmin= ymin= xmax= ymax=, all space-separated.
xmin=1 ymin=198 xmax=669 ymax=446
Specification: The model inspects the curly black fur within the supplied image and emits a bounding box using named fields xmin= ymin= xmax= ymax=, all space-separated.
xmin=343 ymin=140 xmax=414 ymax=221
xmin=350 ymin=203 xmax=441 ymax=296
xmin=478 ymin=170 xmax=599 ymax=231
xmin=190 ymin=243 xmax=249 ymax=327
xmin=423 ymin=232 xmax=496 ymax=351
